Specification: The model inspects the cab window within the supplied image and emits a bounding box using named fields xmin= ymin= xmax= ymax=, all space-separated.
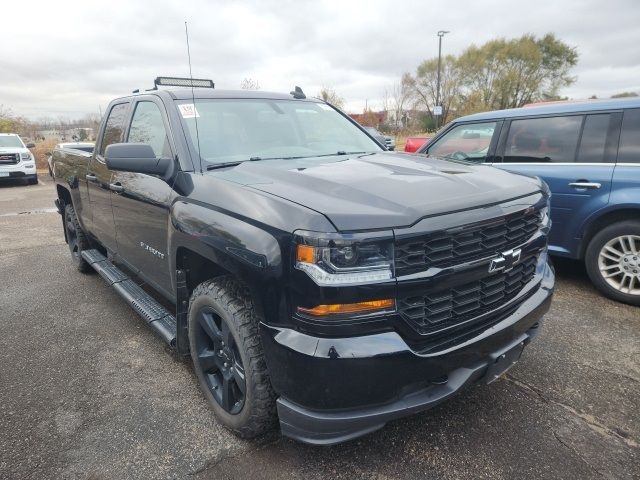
xmin=127 ymin=101 xmax=171 ymax=158
xmin=427 ymin=122 xmax=497 ymax=162
xmin=503 ymin=116 xmax=582 ymax=163
xmin=99 ymin=103 xmax=129 ymax=156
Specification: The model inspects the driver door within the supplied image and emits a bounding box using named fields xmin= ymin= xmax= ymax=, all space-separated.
xmin=424 ymin=121 xmax=502 ymax=164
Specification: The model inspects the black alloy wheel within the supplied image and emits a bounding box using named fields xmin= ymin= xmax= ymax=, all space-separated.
xmin=63 ymin=204 xmax=91 ymax=273
xmin=194 ymin=307 xmax=247 ymax=414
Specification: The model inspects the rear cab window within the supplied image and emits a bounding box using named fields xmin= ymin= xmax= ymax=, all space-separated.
xmin=427 ymin=121 xmax=497 ymax=162
xmin=98 ymin=103 xmax=129 ymax=158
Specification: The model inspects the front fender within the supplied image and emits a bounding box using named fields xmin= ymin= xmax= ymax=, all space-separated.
xmin=168 ymin=199 xmax=289 ymax=323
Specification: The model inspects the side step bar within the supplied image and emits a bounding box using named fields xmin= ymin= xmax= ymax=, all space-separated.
xmin=81 ymin=249 xmax=177 ymax=347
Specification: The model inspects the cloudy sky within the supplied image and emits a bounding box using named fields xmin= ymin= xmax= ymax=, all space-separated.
xmin=2 ymin=0 xmax=639 ymax=120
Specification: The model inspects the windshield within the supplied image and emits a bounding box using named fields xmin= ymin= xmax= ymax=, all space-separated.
xmin=0 ymin=136 xmax=24 ymax=148
xmin=177 ymin=99 xmax=382 ymax=165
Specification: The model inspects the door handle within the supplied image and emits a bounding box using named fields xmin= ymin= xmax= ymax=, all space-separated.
xmin=85 ymin=173 xmax=97 ymax=182
xmin=568 ymin=181 xmax=601 ymax=190
xmin=109 ymin=182 xmax=124 ymax=193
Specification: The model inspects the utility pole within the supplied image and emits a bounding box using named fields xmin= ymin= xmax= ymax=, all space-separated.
xmin=435 ymin=30 xmax=450 ymax=129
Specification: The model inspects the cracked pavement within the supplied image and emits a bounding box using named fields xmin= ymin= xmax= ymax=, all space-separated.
xmin=0 ymin=178 xmax=638 ymax=479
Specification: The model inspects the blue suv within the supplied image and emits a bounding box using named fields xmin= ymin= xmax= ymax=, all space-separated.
xmin=419 ymin=98 xmax=640 ymax=305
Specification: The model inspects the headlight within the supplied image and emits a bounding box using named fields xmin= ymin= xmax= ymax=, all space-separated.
xmin=20 ymin=152 xmax=33 ymax=162
xmin=294 ymin=231 xmax=394 ymax=286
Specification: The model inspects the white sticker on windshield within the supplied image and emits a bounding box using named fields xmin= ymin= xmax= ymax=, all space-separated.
xmin=178 ymin=103 xmax=200 ymax=118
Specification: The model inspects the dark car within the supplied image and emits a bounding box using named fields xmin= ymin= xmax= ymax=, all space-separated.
xmin=364 ymin=126 xmax=396 ymax=150
xmin=52 ymin=78 xmax=553 ymax=445
xmin=419 ymin=98 xmax=640 ymax=305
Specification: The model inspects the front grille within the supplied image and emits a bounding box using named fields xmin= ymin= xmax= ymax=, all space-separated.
xmin=0 ymin=153 xmax=19 ymax=165
xmin=395 ymin=208 xmax=541 ymax=276
xmin=398 ymin=255 xmax=538 ymax=336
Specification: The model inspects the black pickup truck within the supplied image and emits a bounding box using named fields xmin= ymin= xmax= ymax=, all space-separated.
xmin=52 ymin=77 xmax=554 ymax=445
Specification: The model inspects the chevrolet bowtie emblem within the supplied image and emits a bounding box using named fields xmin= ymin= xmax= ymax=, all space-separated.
xmin=489 ymin=248 xmax=522 ymax=273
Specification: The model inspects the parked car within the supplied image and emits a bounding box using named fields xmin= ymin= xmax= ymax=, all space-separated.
xmin=52 ymin=77 xmax=553 ymax=445
xmin=363 ymin=126 xmax=395 ymax=150
xmin=418 ymin=98 xmax=640 ymax=305
xmin=0 ymin=133 xmax=37 ymax=185
xmin=404 ymin=136 xmax=429 ymax=152
xmin=47 ymin=142 xmax=94 ymax=177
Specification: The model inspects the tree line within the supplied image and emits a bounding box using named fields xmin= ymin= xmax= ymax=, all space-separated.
xmin=383 ymin=33 xmax=580 ymax=132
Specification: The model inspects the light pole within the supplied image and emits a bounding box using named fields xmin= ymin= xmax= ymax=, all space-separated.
xmin=435 ymin=30 xmax=450 ymax=129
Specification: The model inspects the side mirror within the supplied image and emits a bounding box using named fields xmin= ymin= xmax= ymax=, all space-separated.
xmin=105 ymin=143 xmax=172 ymax=177
xmin=26 ymin=143 xmax=36 ymax=149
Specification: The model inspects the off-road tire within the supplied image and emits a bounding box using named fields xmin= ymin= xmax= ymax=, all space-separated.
xmin=63 ymin=204 xmax=92 ymax=273
xmin=585 ymin=220 xmax=640 ymax=306
xmin=188 ymin=276 xmax=277 ymax=438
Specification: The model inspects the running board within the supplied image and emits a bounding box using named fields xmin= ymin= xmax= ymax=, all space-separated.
xmin=81 ymin=249 xmax=177 ymax=347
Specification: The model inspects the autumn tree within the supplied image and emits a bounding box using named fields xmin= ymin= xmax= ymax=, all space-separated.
xmin=410 ymin=55 xmax=462 ymax=125
xmin=457 ymin=33 xmax=577 ymax=110
xmin=317 ymin=87 xmax=345 ymax=109
xmin=407 ymin=33 xmax=578 ymax=127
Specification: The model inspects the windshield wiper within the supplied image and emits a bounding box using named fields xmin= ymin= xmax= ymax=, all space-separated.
xmin=206 ymin=152 xmax=375 ymax=169
xmin=206 ymin=161 xmax=246 ymax=170
xmin=206 ymin=157 xmax=263 ymax=170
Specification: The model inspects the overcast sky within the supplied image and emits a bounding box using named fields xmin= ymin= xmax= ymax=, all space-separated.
xmin=2 ymin=0 xmax=639 ymax=120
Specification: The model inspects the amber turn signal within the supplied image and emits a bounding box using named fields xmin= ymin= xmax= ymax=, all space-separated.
xmin=297 ymin=299 xmax=395 ymax=317
xmin=296 ymin=244 xmax=316 ymax=263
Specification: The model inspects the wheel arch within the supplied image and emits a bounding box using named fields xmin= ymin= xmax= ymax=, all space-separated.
xmin=579 ymin=206 xmax=640 ymax=258
xmin=56 ymin=184 xmax=72 ymax=207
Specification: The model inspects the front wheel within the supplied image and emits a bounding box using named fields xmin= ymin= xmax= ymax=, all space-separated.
xmin=63 ymin=204 xmax=92 ymax=273
xmin=585 ymin=220 xmax=640 ymax=306
xmin=188 ymin=276 xmax=277 ymax=438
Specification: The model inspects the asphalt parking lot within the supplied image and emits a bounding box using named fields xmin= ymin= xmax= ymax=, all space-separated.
xmin=0 ymin=178 xmax=638 ymax=480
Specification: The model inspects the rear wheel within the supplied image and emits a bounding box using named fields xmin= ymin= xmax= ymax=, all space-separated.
xmin=63 ymin=204 xmax=92 ymax=273
xmin=188 ymin=276 xmax=276 ymax=438
xmin=585 ymin=220 xmax=640 ymax=306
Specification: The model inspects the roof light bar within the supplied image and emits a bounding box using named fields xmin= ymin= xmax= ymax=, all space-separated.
xmin=154 ymin=76 xmax=215 ymax=89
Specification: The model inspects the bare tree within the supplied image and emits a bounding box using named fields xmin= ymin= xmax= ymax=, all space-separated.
xmin=387 ymin=73 xmax=414 ymax=130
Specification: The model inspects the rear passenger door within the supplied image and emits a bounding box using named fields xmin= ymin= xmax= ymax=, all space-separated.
xmin=495 ymin=113 xmax=620 ymax=257
xmin=88 ymin=101 xmax=130 ymax=253
xmin=110 ymin=98 xmax=175 ymax=299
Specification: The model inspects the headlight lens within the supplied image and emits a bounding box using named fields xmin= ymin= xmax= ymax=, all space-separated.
xmin=20 ymin=152 xmax=32 ymax=161
xmin=295 ymin=231 xmax=394 ymax=286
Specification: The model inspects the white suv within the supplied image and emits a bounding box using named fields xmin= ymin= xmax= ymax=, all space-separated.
xmin=0 ymin=133 xmax=38 ymax=185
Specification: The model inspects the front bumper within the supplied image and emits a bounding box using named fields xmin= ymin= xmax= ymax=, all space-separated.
xmin=0 ymin=162 xmax=37 ymax=180
xmin=261 ymin=260 xmax=554 ymax=445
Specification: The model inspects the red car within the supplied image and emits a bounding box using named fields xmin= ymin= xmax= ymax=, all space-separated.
xmin=403 ymin=136 xmax=430 ymax=152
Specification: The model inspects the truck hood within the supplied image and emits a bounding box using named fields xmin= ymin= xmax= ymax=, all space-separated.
xmin=211 ymin=152 xmax=543 ymax=231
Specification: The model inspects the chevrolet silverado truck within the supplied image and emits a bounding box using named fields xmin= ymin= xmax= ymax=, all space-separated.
xmin=52 ymin=77 xmax=554 ymax=445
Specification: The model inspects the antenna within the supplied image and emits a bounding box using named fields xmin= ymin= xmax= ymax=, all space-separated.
xmin=185 ymin=21 xmax=202 ymax=172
